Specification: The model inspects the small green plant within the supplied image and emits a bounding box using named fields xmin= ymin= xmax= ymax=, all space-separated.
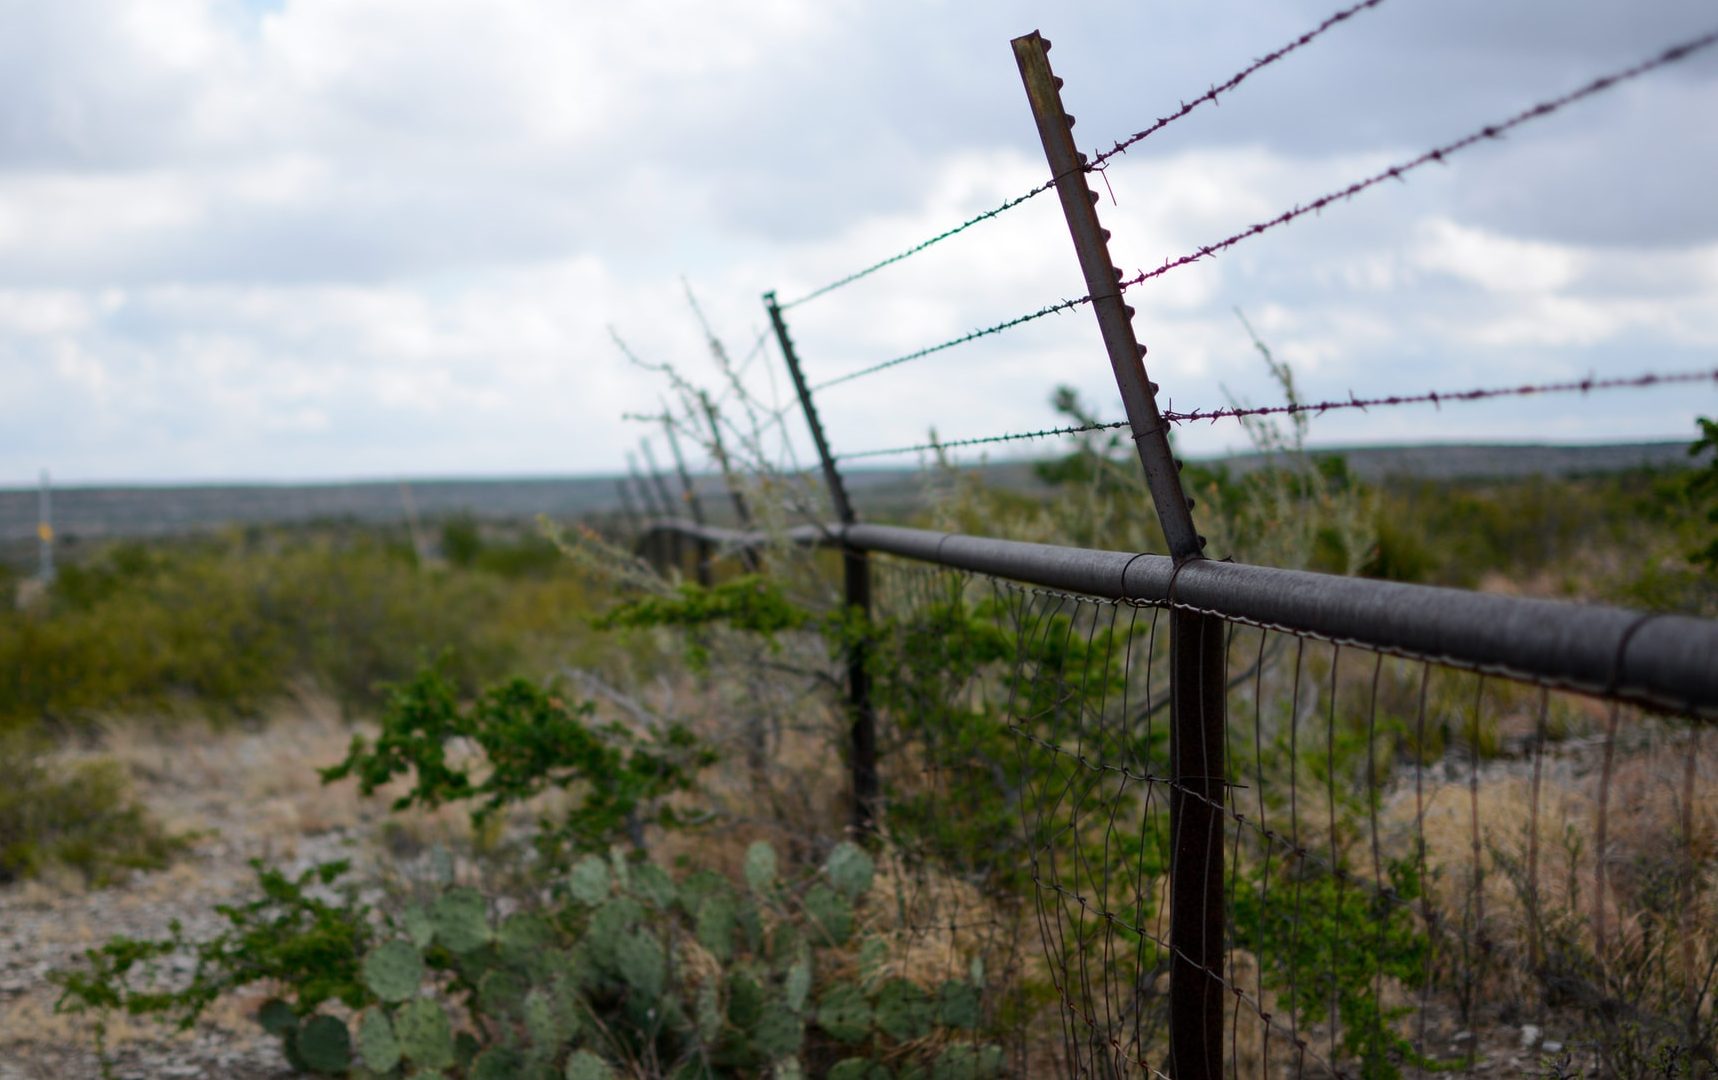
xmin=0 ymin=731 xmax=183 ymax=885
xmin=319 ymin=664 xmax=714 ymax=864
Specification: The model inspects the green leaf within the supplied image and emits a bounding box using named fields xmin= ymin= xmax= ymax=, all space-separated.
xmin=816 ymin=982 xmax=872 ymax=1044
xmin=296 ymin=1014 xmax=352 ymax=1074
xmin=695 ymin=891 xmax=736 ymax=962
xmin=825 ymin=842 xmax=874 ymax=900
xmin=358 ymin=1008 xmax=401 ymax=1073
xmin=753 ymin=1001 xmax=804 ymax=1061
xmin=478 ymin=968 xmax=528 ymax=1017
xmin=471 ymin=1046 xmax=525 ymax=1080
xmin=362 ymin=939 xmax=423 ymax=1004
xmin=631 ymin=862 xmax=677 ymax=909
xmin=402 ymin=904 xmax=435 ymax=949
xmin=430 ymin=887 xmax=491 ymax=954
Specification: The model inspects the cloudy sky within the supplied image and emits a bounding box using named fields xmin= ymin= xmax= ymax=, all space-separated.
xmin=2 ymin=0 xmax=1714 ymax=485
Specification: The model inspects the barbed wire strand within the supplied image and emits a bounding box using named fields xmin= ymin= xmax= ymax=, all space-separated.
xmin=779 ymin=0 xmax=1391 ymax=313
xmin=835 ymin=366 xmax=1718 ymax=463
xmin=1118 ymin=26 xmax=1718 ymax=291
xmin=811 ymin=294 xmax=1092 ymax=393
xmin=1089 ymin=0 xmax=1389 ymax=172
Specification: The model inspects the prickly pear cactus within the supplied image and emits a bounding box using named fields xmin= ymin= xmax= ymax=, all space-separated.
xmin=294 ymin=1014 xmax=352 ymax=1074
xmin=875 ymin=978 xmax=932 ymax=1042
xmin=395 ymin=997 xmax=456 ymax=1069
xmin=470 ymin=1045 xmax=523 ymax=1080
xmin=429 ymin=886 xmax=491 ymax=954
xmin=614 ymin=929 xmax=666 ymax=998
xmin=478 ymin=968 xmax=528 ymax=1017
xmin=829 ymin=1060 xmax=891 ymax=1080
xmin=563 ymin=1049 xmax=614 ymax=1080
xmin=936 ymin=979 xmax=981 ymax=1030
xmin=257 ymin=998 xmax=296 ymax=1036
xmin=803 ymin=884 xmax=854 ymax=947
xmin=931 ymin=1043 xmax=1004 ymax=1079
xmin=695 ymin=890 xmax=737 ymax=962
xmin=744 ymin=841 xmax=778 ymax=893
xmin=630 ymin=861 xmax=677 ymax=909
xmin=402 ymin=903 xmax=436 ymax=948
xmin=357 ymin=1008 xmax=401 ymax=1072
xmin=362 ymin=939 xmax=423 ymax=1003
xmin=816 ymin=981 xmax=872 ymax=1044
xmin=568 ymin=853 xmax=611 ymax=905
xmin=824 ymin=842 xmax=874 ymax=900
xmin=784 ymin=957 xmax=812 ymax=1015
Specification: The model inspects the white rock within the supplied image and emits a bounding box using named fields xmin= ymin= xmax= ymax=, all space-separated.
xmin=1521 ymin=1023 xmax=1541 ymax=1048
xmin=1542 ymin=1041 xmax=1564 ymax=1053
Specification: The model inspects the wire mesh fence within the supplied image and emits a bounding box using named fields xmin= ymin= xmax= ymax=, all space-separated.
xmin=855 ymin=554 xmax=1718 ymax=1077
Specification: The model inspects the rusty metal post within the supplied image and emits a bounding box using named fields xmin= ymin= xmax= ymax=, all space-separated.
xmin=765 ymin=291 xmax=878 ymax=838
xmin=626 ymin=453 xmax=669 ymax=571
xmin=1013 ymin=31 xmax=1224 ymax=1078
xmin=661 ymin=409 xmax=712 ymax=586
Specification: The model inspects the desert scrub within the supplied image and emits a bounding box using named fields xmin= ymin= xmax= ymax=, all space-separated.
xmin=0 ymin=524 xmax=603 ymax=731
xmin=0 ymin=729 xmax=184 ymax=885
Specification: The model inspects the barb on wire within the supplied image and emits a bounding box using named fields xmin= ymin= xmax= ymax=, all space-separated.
xmin=781 ymin=183 xmax=1058 ymax=310
xmin=836 ymin=367 xmax=1717 ymax=464
xmin=1162 ymin=367 xmax=1718 ymax=426
xmin=1120 ymin=26 xmax=1718 ymax=290
xmin=1090 ymin=0 xmax=1388 ymax=171
xmin=838 ymin=419 xmax=1131 ymax=463
xmin=812 ymin=295 xmax=1092 ymax=393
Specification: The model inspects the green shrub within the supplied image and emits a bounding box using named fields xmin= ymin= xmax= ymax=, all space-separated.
xmin=0 ymin=731 xmax=183 ymax=885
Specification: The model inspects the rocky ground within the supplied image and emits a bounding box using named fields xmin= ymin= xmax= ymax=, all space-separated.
xmin=0 ymin=704 xmax=430 ymax=1080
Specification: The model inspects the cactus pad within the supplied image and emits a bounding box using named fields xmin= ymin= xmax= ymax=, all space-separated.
xmin=568 ymin=854 xmax=611 ymax=905
xmin=829 ymin=1061 xmax=891 ymax=1080
xmin=524 ymin=985 xmax=574 ymax=1050
xmin=824 ymin=842 xmax=874 ymax=900
xmin=857 ymin=937 xmax=887 ymax=990
xmin=478 ymin=968 xmax=528 ymax=1017
xmin=803 ymin=884 xmax=854 ymax=947
xmin=931 ymin=1044 xmax=1003 ymax=1079
xmin=816 ymin=982 xmax=872 ymax=1044
xmin=395 ymin=997 xmax=456 ymax=1068
xmin=430 ymin=887 xmax=491 ymax=954
xmin=257 ymin=997 xmax=297 ymax=1036
xmin=630 ymin=861 xmax=677 ymax=909
xmin=614 ymin=929 xmax=666 ymax=998
xmin=784 ymin=958 xmax=812 ymax=1015
xmin=470 ymin=1046 xmax=524 ymax=1080
xmin=357 ymin=1008 xmax=400 ymax=1073
xmin=498 ymin=912 xmax=555 ymax=964
xmin=695 ymin=891 xmax=736 ymax=961
xmin=875 ymin=978 xmax=932 ymax=1042
xmin=564 ymin=1049 xmax=615 ymax=1079
xmin=362 ymin=939 xmax=423 ymax=1003
xmin=744 ymin=841 xmax=777 ymax=893
xmin=295 ymin=1014 xmax=352 ymax=1074
xmin=752 ymin=1001 xmax=805 ymax=1061
xmin=402 ymin=903 xmax=436 ymax=948
xmin=936 ymin=980 xmax=981 ymax=1030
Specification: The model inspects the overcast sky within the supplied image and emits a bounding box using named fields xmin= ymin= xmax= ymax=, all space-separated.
xmin=2 ymin=0 xmax=1715 ymax=485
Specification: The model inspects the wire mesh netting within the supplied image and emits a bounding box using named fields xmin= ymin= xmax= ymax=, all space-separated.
xmin=866 ymin=556 xmax=1717 ymax=1077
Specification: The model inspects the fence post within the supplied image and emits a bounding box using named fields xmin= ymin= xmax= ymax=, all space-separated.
xmin=639 ymin=440 xmax=684 ymax=576
xmin=37 ymin=469 xmax=55 ymax=584
xmin=765 ymin=291 xmax=879 ymax=838
xmin=700 ymin=389 xmax=759 ymax=572
xmin=1013 ymin=31 xmax=1225 ymax=1078
xmin=661 ymin=409 xmax=712 ymax=586
xmin=615 ymin=477 xmax=643 ymax=536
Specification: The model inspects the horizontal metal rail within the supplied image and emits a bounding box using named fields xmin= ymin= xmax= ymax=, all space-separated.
xmin=633 ymin=519 xmax=1718 ymax=718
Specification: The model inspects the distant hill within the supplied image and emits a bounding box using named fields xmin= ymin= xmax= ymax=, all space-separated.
xmin=0 ymin=441 xmax=1690 ymax=546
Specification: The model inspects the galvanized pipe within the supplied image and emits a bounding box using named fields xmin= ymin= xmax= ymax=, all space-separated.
xmin=647 ymin=519 xmax=1718 ymax=717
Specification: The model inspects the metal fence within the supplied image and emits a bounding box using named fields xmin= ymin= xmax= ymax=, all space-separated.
xmin=619 ymin=14 xmax=1718 ymax=1077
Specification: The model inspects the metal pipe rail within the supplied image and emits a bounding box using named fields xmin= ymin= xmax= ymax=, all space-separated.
xmin=633 ymin=519 xmax=1718 ymax=717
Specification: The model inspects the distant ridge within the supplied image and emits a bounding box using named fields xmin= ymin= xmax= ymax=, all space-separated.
xmin=0 ymin=442 xmax=1690 ymax=544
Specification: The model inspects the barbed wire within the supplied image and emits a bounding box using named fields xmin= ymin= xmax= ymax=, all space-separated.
xmin=810 ymin=294 xmax=1092 ymax=393
xmin=1089 ymin=0 xmax=1389 ymax=172
xmin=780 ymin=0 xmax=1390 ymax=314
xmin=1117 ymin=26 xmax=1718 ymax=291
xmin=834 ymin=366 xmax=1717 ymax=463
